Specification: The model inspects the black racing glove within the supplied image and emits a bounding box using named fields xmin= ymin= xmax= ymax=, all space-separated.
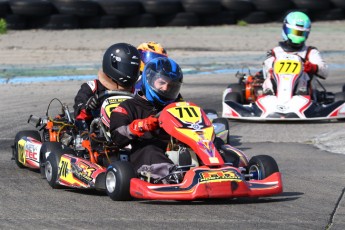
xmin=85 ymin=95 xmax=98 ymax=111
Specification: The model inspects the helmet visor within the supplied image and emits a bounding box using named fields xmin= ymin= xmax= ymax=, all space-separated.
xmin=284 ymin=24 xmax=309 ymax=42
xmin=146 ymin=69 xmax=182 ymax=100
xmin=284 ymin=27 xmax=308 ymax=37
xmin=139 ymin=50 xmax=167 ymax=65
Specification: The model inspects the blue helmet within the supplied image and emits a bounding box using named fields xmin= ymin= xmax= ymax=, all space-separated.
xmin=141 ymin=57 xmax=183 ymax=107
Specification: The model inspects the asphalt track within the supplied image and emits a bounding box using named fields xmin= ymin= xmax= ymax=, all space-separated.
xmin=1 ymin=69 xmax=345 ymax=230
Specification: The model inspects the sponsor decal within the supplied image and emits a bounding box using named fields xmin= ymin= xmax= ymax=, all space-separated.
xmin=71 ymin=161 xmax=96 ymax=184
xmin=87 ymin=80 xmax=96 ymax=92
xmin=59 ymin=160 xmax=69 ymax=178
xmin=17 ymin=140 xmax=26 ymax=164
xmin=58 ymin=158 xmax=97 ymax=186
xmin=276 ymin=104 xmax=288 ymax=112
xmin=113 ymin=106 xmax=128 ymax=115
xmin=18 ymin=139 xmax=39 ymax=164
xmin=199 ymin=170 xmax=241 ymax=183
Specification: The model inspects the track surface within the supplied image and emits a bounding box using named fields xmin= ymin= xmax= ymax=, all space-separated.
xmin=1 ymin=71 xmax=345 ymax=229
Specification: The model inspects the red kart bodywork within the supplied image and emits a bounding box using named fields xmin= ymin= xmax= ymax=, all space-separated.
xmin=131 ymin=168 xmax=282 ymax=200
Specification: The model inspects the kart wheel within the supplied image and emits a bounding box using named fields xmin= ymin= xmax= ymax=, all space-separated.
xmin=212 ymin=117 xmax=230 ymax=144
xmin=224 ymin=92 xmax=242 ymax=104
xmin=248 ymin=155 xmax=279 ymax=180
xmin=45 ymin=150 xmax=64 ymax=189
xmin=106 ymin=161 xmax=136 ymax=201
xmin=334 ymin=92 xmax=345 ymax=121
xmin=334 ymin=92 xmax=345 ymax=102
xmin=39 ymin=142 xmax=64 ymax=178
xmin=13 ymin=130 xmax=41 ymax=168
xmin=203 ymin=109 xmax=218 ymax=121
xmin=227 ymin=83 xmax=243 ymax=94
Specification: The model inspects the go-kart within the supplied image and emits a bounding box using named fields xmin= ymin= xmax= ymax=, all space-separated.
xmin=11 ymin=90 xmax=133 ymax=178
xmin=104 ymin=101 xmax=283 ymax=201
xmin=44 ymin=91 xmax=133 ymax=189
xmin=12 ymin=98 xmax=76 ymax=175
xmin=222 ymin=54 xmax=345 ymax=121
xmin=43 ymin=103 xmax=232 ymax=192
xmin=12 ymin=87 xmax=232 ymax=195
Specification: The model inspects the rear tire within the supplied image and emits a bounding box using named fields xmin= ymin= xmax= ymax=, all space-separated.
xmin=106 ymin=161 xmax=136 ymax=201
xmin=227 ymin=83 xmax=243 ymax=93
xmin=334 ymin=92 xmax=345 ymax=121
xmin=225 ymin=92 xmax=242 ymax=104
xmin=226 ymin=83 xmax=244 ymax=103
xmin=248 ymin=155 xmax=279 ymax=180
xmin=13 ymin=130 xmax=41 ymax=168
xmin=334 ymin=92 xmax=345 ymax=102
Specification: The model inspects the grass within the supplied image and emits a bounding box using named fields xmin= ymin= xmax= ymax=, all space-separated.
xmin=237 ymin=20 xmax=248 ymax=26
xmin=0 ymin=18 xmax=7 ymax=34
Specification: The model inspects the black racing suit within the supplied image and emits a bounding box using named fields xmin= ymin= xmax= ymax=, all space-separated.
xmin=109 ymin=91 xmax=174 ymax=172
xmin=74 ymin=79 xmax=109 ymax=123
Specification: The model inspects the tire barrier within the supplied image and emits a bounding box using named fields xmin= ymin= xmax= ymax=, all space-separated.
xmin=0 ymin=0 xmax=344 ymax=30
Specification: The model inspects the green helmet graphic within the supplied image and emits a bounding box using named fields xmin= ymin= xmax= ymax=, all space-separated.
xmin=282 ymin=11 xmax=311 ymax=45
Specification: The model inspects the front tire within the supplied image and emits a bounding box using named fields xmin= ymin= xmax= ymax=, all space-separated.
xmin=39 ymin=142 xmax=64 ymax=178
xmin=45 ymin=150 xmax=64 ymax=189
xmin=13 ymin=130 xmax=41 ymax=168
xmin=248 ymin=155 xmax=279 ymax=180
xmin=212 ymin=117 xmax=230 ymax=144
xmin=106 ymin=161 xmax=136 ymax=201
xmin=203 ymin=109 xmax=218 ymax=121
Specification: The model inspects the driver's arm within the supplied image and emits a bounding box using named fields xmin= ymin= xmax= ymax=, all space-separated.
xmin=74 ymin=80 xmax=97 ymax=120
xmin=307 ymin=49 xmax=329 ymax=79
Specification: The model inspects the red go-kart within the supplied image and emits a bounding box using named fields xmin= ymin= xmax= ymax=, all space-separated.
xmin=105 ymin=101 xmax=283 ymax=201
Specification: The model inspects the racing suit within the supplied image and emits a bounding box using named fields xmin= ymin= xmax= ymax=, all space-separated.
xmin=110 ymin=91 xmax=178 ymax=178
xmin=74 ymin=79 xmax=106 ymax=121
xmin=74 ymin=79 xmax=130 ymax=130
xmin=262 ymin=41 xmax=329 ymax=95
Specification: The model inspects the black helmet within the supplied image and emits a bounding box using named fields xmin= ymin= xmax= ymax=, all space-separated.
xmin=102 ymin=43 xmax=141 ymax=88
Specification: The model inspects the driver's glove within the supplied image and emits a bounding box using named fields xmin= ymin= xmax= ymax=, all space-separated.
xmin=85 ymin=96 xmax=98 ymax=111
xmin=304 ymin=61 xmax=318 ymax=74
xmin=129 ymin=115 xmax=159 ymax=137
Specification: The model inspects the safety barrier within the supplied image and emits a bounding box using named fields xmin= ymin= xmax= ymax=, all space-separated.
xmin=0 ymin=0 xmax=344 ymax=30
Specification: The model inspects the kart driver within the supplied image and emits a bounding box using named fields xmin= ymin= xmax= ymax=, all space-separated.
xmin=73 ymin=43 xmax=141 ymax=131
xmin=134 ymin=41 xmax=168 ymax=94
xmin=110 ymin=57 xmax=183 ymax=182
xmin=262 ymin=11 xmax=329 ymax=95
